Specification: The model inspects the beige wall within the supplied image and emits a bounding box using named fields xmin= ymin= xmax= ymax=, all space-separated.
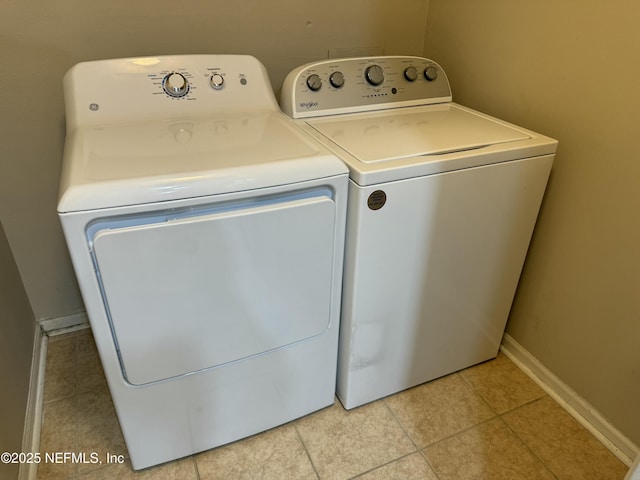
xmin=0 ymin=0 xmax=428 ymax=320
xmin=424 ymin=1 xmax=640 ymax=445
xmin=0 ymin=221 xmax=36 ymax=480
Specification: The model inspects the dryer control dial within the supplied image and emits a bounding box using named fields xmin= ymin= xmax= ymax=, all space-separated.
xmin=209 ymin=73 xmax=224 ymax=90
xmin=163 ymin=72 xmax=189 ymax=97
xmin=365 ymin=64 xmax=384 ymax=86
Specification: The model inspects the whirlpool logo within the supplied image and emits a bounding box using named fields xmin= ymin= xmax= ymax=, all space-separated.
xmin=299 ymin=101 xmax=319 ymax=109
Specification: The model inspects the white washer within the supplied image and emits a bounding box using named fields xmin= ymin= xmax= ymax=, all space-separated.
xmin=281 ymin=56 xmax=557 ymax=409
xmin=58 ymin=55 xmax=348 ymax=469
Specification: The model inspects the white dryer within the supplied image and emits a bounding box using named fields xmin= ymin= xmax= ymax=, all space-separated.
xmin=58 ymin=55 xmax=348 ymax=469
xmin=281 ymin=56 xmax=557 ymax=409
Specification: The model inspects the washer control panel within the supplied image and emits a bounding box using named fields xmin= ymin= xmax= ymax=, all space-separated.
xmin=63 ymin=55 xmax=278 ymax=129
xmin=280 ymin=56 xmax=452 ymax=118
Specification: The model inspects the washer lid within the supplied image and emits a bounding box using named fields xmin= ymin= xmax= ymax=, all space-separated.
xmin=305 ymin=103 xmax=557 ymax=186
xmin=308 ymin=103 xmax=530 ymax=163
xmin=58 ymin=112 xmax=346 ymax=212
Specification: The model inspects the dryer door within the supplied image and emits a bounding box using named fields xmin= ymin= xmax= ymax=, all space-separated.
xmin=90 ymin=190 xmax=337 ymax=385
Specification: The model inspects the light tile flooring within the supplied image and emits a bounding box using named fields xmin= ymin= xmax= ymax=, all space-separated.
xmin=38 ymin=329 xmax=629 ymax=480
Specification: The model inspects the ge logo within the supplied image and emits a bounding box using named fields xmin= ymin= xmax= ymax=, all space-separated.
xmin=89 ymin=103 xmax=99 ymax=111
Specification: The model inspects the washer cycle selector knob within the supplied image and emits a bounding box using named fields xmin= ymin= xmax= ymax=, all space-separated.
xmin=424 ymin=65 xmax=439 ymax=81
xmin=404 ymin=66 xmax=418 ymax=82
xmin=365 ymin=64 xmax=384 ymax=86
xmin=306 ymin=74 xmax=322 ymax=91
xmin=163 ymin=72 xmax=189 ymax=97
xmin=329 ymin=71 xmax=345 ymax=88
xmin=210 ymin=73 xmax=224 ymax=90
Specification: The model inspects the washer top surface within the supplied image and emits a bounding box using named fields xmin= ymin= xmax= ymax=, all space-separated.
xmin=307 ymin=103 xmax=530 ymax=163
xmin=280 ymin=56 xmax=558 ymax=186
xmin=58 ymin=55 xmax=346 ymax=212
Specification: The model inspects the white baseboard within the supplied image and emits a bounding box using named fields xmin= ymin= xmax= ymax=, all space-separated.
xmin=501 ymin=333 xmax=639 ymax=466
xmin=626 ymin=453 xmax=640 ymax=480
xmin=19 ymin=326 xmax=47 ymax=480
xmin=39 ymin=311 xmax=89 ymax=336
xmin=18 ymin=313 xmax=89 ymax=478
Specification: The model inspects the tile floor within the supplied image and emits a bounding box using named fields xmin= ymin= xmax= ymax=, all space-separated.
xmin=37 ymin=329 xmax=629 ymax=480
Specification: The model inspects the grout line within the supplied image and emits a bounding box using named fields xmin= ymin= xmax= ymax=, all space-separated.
xmin=496 ymin=404 xmax=560 ymax=480
xmin=417 ymin=449 xmax=443 ymax=480
xmin=496 ymin=392 xmax=547 ymax=416
xmin=420 ymin=415 xmax=498 ymax=452
xmin=457 ymin=369 xmax=502 ymax=418
xmin=347 ymin=451 xmax=430 ymax=480
xmin=292 ymin=417 xmax=321 ymax=480
xmin=380 ymin=397 xmax=420 ymax=452
xmin=379 ymin=397 xmax=445 ymax=480
xmin=42 ymin=333 xmax=79 ymax=406
xmin=191 ymin=455 xmax=201 ymax=480
xmin=380 ymin=371 xmax=506 ymax=479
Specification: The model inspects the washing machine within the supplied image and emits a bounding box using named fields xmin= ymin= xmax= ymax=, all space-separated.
xmin=57 ymin=54 xmax=348 ymax=469
xmin=281 ymin=56 xmax=557 ymax=409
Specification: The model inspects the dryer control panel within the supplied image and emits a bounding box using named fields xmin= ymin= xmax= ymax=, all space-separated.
xmin=63 ymin=55 xmax=279 ymax=130
xmin=280 ymin=56 xmax=452 ymax=118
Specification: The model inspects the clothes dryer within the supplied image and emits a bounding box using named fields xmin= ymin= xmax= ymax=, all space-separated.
xmin=58 ymin=55 xmax=348 ymax=469
xmin=281 ymin=56 xmax=557 ymax=409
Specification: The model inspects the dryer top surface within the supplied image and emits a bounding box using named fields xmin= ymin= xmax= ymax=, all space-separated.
xmin=59 ymin=54 xmax=346 ymax=213
xmin=58 ymin=112 xmax=345 ymax=212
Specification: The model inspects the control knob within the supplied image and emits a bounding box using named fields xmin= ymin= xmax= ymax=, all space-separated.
xmin=329 ymin=71 xmax=345 ymax=88
xmin=365 ymin=64 xmax=384 ymax=86
xmin=424 ymin=65 xmax=439 ymax=81
xmin=306 ymin=74 xmax=322 ymax=91
xmin=210 ymin=73 xmax=224 ymax=90
xmin=163 ymin=72 xmax=189 ymax=97
xmin=404 ymin=66 xmax=418 ymax=82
